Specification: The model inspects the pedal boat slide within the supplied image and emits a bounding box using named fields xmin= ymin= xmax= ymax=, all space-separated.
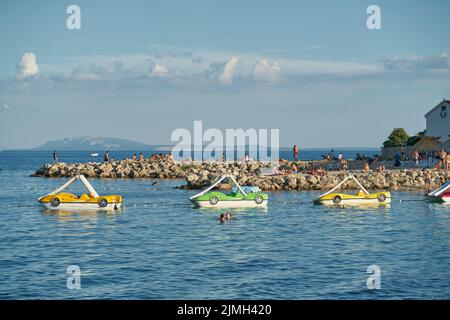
xmin=427 ymin=180 xmax=450 ymax=203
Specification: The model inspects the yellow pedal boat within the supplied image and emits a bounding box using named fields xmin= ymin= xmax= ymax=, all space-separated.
xmin=38 ymin=175 xmax=122 ymax=211
xmin=313 ymin=174 xmax=391 ymax=206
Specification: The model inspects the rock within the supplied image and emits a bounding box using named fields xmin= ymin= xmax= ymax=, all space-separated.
xmin=306 ymin=175 xmax=318 ymax=185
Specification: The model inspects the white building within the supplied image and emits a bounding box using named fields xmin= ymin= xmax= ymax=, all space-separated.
xmin=425 ymin=99 xmax=450 ymax=142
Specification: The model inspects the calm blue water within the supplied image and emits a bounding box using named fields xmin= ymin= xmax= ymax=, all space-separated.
xmin=0 ymin=151 xmax=449 ymax=299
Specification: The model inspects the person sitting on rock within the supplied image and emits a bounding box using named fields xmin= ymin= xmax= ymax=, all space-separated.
xmin=272 ymin=166 xmax=280 ymax=175
xmin=290 ymin=163 xmax=298 ymax=173
xmin=363 ymin=162 xmax=370 ymax=173
xmin=139 ymin=152 xmax=144 ymax=161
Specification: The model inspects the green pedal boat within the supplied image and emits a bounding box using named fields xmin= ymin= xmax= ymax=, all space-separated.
xmin=189 ymin=174 xmax=269 ymax=208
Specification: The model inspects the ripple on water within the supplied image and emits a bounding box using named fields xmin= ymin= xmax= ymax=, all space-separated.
xmin=0 ymin=167 xmax=449 ymax=299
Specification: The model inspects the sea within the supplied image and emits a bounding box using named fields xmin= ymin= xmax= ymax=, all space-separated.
xmin=0 ymin=150 xmax=449 ymax=299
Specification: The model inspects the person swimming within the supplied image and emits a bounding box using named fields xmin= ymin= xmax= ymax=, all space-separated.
xmin=219 ymin=212 xmax=232 ymax=223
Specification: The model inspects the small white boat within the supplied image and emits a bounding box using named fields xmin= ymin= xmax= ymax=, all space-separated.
xmin=38 ymin=175 xmax=122 ymax=211
xmin=428 ymin=180 xmax=450 ymax=202
xmin=90 ymin=153 xmax=99 ymax=157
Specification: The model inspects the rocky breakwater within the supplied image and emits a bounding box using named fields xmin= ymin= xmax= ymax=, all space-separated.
xmin=183 ymin=163 xmax=449 ymax=191
xmin=32 ymin=160 xmax=449 ymax=191
xmin=31 ymin=159 xmax=186 ymax=179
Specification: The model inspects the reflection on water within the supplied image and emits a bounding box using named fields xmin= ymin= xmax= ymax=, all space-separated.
xmin=41 ymin=208 xmax=123 ymax=220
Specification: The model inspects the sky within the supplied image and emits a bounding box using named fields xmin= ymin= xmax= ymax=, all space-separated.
xmin=0 ymin=0 xmax=449 ymax=149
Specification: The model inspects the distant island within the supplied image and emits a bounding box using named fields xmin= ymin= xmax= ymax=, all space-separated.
xmin=27 ymin=136 xmax=170 ymax=151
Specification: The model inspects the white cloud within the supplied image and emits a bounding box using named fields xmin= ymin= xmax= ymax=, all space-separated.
xmin=219 ymin=56 xmax=239 ymax=85
xmin=2 ymin=103 xmax=12 ymax=110
xmin=16 ymin=52 xmax=39 ymax=80
xmin=279 ymin=58 xmax=382 ymax=76
xmin=251 ymin=59 xmax=281 ymax=81
xmin=149 ymin=63 xmax=169 ymax=77
xmin=20 ymin=47 xmax=445 ymax=86
xmin=380 ymin=53 xmax=450 ymax=71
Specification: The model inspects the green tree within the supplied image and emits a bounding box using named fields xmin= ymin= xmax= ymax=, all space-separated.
xmin=383 ymin=128 xmax=410 ymax=147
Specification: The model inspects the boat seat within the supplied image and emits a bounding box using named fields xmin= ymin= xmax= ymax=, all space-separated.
xmin=79 ymin=193 xmax=95 ymax=200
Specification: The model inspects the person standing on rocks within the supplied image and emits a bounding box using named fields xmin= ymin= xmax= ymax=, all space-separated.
xmin=413 ymin=149 xmax=420 ymax=168
xmin=424 ymin=171 xmax=432 ymax=193
xmin=340 ymin=158 xmax=348 ymax=171
xmin=293 ymin=145 xmax=299 ymax=161
xmin=52 ymin=151 xmax=58 ymax=164
xmin=104 ymin=151 xmax=110 ymax=163
xmin=439 ymin=149 xmax=447 ymax=170
xmin=394 ymin=153 xmax=402 ymax=167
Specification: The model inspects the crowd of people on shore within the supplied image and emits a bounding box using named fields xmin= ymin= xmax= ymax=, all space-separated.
xmin=99 ymin=151 xmax=174 ymax=163
xmin=282 ymin=145 xmax=450 ymax=175
xmin=50 ymin=146 xmax=450 ymax=177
